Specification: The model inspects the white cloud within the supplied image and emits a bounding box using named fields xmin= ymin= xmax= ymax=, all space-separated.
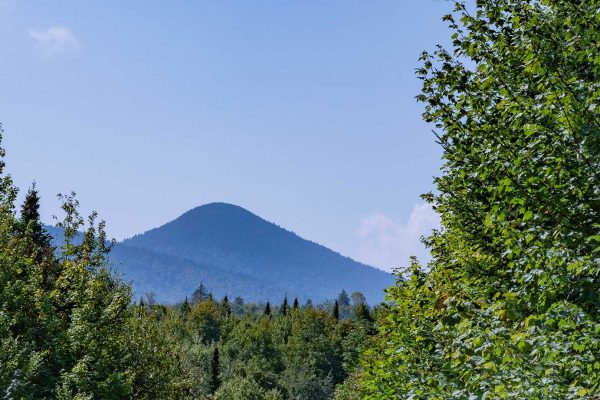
xmin=29 ymin=25 xmax=79 ymax=55
xmin=354 ymin=203 xmax=440 ymax=272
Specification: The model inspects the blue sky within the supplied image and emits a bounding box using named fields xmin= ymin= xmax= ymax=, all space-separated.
xmin=0 ymin=0 xmax=458 ymax=271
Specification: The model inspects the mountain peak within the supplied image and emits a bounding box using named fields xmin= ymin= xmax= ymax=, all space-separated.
xmin=192 ymin=202 xmax=247 ymax=211
xmin=184 ymin=202 xmax=258 ymax=219
xmin=119 ymin=203 xmax=393 ymax=303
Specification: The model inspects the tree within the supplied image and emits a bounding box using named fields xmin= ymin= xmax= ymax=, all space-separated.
xmin=191 ymin=283 xmax=209 ymax=304
xmin=180 ymin=296 xmax=191 ymax=315
xmin=210 ymin=347 xmax=221 ymax=394
xmin=337 ymin=290 xmax=350 ymax=307
xmin=280 ymin=296 xmax=288 ymax=316
xmin=354 ymin=303 xmax=372 ymax=323
xmin=52 ymin=194 xmax=134 ymax=398
xmin=222 ymin=295 xmax=231 ymax=316
xmin=332 ymin=301 xmax=340 ymax=321
xmin=232 ymin=296 xmax=244 ymax=315
xmin=0 ymin=123 xmax=185 ymax=398
xmin=19 ymin=184 xmax=52 ymax=251
xmin=293 ymin=298 xmax=300 ymax=310
xmin=349 ymin=292 xmax=366 ymax=307
xmin=144 ymin=291 xmax=156 ymax=306
xmin=0 ymin=180 xmax=61 ymax=398
xmin=362 ymin=1 xmax=600 ymax=398
xmin=214 ymin=378 xmax=266 ymax=400
xmin=264 ymin=301 xmax=271 ymax=316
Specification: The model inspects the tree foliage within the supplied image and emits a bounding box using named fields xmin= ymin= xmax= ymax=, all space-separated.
xmin=0 ymin=126 xmax=194 ymax=399
xmin=361 ymin=1 xmax=599 ymax=398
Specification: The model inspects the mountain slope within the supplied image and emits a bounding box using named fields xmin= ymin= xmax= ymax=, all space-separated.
xmin=44 ymin=225 xmax=290 ymax=304
xmin=110 ymin=244 xmax=289 ymax=304
xmin=122 ymin=203 xmax=394 ymax=303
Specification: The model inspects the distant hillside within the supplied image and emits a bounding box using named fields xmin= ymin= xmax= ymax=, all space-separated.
xmin=45 ymin=225 xmax=288 ymax=304
xmin=122 ymin=203 xmax=393 ymax=303
xmin=47 ymin=203 xmax=394 ymax=303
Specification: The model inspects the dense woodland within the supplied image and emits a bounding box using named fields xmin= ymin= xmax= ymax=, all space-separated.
xmin=1 ymin=0 xmax=599 ymax=399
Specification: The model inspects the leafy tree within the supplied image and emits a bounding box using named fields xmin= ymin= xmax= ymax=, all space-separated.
xmin=0 ymin=124 xmax=194 ymax=398
xmin=221 ymin=317 xmax=283 ymax=390
xmin=126 ymin=304 xmax=191 ymax=399
xmin=334 ymin=372 xmax=362 ymax=400
xmin=191 ymin=299 xmax=223 ymax=344
xmin=349 ymin=292 xmax=366 ymax=307
xmin=52 ymin=194 xmax=134 ymax=399
xmin=362 ymin=1 xmax=600 ymax=398
xmin=214 ymin=377 xmax=266 ymax=400
xmin=281 ymin=308 xmax=345 ymax=399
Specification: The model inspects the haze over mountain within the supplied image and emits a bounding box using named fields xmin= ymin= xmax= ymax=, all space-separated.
xmin=47 ymin=203 xmax=394 ymax=303
xmin=121 ymin=203 xmax=393 ymax=303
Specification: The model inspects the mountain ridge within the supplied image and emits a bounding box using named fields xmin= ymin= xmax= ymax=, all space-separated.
xmin=49 ymin=202 xmax=394 ymax=303
xmin=124 ymin=202 xmax=384 ymax=273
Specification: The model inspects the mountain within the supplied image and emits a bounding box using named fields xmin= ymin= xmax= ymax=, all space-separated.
xmin=48 ymin=203 xmax=394 ymax=304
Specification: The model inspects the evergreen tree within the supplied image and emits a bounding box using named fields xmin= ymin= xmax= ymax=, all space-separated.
xmin=1 ymin=184 xmax=60 ymax=397
xmin=332 ymin=300 xmax=340 ymax=321
xmin=337 ymin=290 xmax=350 ymax=306
xmin=354 ymin=302 xmax=372 ymax=323
xmin=180 ymin=296 xmax=191 ymax=315
xmin=18 ymin=185 xmax=56 ymax=288
xmin=210 ymin=347 xmax=221 ymax=394
xmin=233 ymin=296 xmax=244 ymax=307
xmin=19 ymin=184 xmax=51 ymax=250
xmin=280 ymin=296 xmax=288 ymax=316
xmin=232 ymin=296 xmax=244 ymax=315
xmin=293 ymin=298 xmax=299 ymax=309
xmin=222 ymin=295 xmax=231 ymax=316
xmin=191 ymin=283 xmax=209 ymax=304
xmin=264 ymin=301 xmax=271 ymax=316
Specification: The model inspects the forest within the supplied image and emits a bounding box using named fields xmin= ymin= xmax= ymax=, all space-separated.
xmin=1 ymin=1 xmax=599 ymax=399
